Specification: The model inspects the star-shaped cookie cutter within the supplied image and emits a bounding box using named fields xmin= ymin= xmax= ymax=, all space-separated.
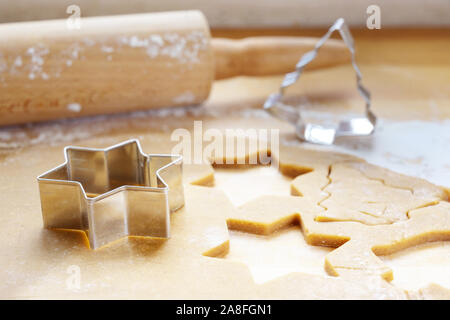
xmin=37 ymin=139 xmax=184 ymax=249
xmin=264 ymin=18 xmax=377 ymax=145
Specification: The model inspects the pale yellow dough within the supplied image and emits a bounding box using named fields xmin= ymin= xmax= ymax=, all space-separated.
xmin=0 ymin=117 xmax=449 ymax=300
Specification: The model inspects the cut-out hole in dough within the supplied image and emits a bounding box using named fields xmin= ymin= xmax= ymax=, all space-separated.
xmin=213 ymin=165 xmax=295 ymax=207
xmin=225 ymin=227 xmax=332 ymax=284
xmin=379 ymin=241 xmax=450 ymax=291
xmin=213 ymin=165 xmax=333 ymax=283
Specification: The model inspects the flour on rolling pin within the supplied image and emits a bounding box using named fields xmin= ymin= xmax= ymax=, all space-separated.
xmin=9 ymin=30 xmax=205 ymax=112
xmin=0 ymin=31 xmax=207 ymax=81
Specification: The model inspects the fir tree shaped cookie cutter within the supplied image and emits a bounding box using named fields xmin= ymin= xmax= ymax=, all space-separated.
xmin=264 ymin=18 xmax=377 ymax=145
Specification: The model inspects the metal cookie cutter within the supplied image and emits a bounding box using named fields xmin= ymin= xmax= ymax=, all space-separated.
xmin=37 ymin=139 xmax=184 ymax=249
xmin=264 ymin=18 xmax=377 ymax=145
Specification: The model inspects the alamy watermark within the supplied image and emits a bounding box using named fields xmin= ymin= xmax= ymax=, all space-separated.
xmin=66 ymin=5 xmax=81 ymax=30
xmin=170 ymin=121 xmax=279 ymax=167
xmin=66 ymin=265 xmax=81 ymax=291
xmin=366 ymin=5 xmax=381 ymax=29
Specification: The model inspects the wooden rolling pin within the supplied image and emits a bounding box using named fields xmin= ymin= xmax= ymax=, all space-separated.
xmin=0 ymin=10 xmax=350 ymax=126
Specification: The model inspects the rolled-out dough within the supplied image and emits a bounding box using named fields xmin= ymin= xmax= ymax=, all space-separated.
xmin=0 ymin=113 xmax=449 ymax=299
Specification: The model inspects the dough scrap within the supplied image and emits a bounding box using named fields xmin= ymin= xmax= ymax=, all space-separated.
xmin=212 ymin=142 xmax=450 ymax=293
xmin=222 ymin=195 xmax=450 ymax=292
